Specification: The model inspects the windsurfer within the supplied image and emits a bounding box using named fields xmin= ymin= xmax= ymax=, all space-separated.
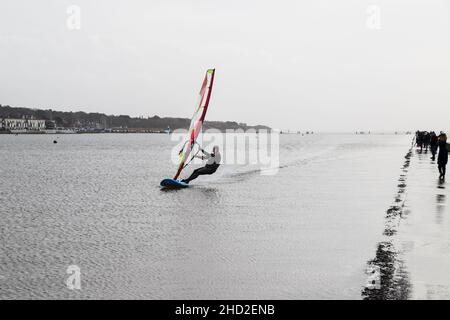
xmin=181 ymin=146 xmax=221 ymax=184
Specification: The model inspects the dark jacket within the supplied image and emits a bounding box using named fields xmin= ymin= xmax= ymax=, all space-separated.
xmin=438 ymin=141 xmax=448 ymax=165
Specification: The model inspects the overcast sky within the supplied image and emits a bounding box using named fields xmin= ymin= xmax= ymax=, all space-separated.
xmin=1 ymin=0 xmax=449 ymax=131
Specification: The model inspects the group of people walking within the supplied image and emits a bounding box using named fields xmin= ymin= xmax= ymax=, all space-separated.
xmin=416 ymin=131 xmax=448 ymax=180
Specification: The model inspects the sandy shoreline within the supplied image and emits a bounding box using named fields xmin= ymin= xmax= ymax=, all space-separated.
xmin=363 ymin=140 xmax=450 ymax=299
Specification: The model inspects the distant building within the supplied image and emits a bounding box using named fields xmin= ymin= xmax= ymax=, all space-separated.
xmin=0 ymin=117 xmax=48 ymax=132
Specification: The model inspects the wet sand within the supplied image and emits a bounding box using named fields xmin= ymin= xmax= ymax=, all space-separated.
xmin=363 ymin=143 xmax=450 ymax=299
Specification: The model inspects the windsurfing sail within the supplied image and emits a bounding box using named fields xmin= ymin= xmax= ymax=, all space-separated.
xmin=173 ymin=69 xmax=215 ymax=180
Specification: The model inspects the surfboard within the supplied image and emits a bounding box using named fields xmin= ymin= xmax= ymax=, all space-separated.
xmin=160 ymin=179 xmax=189 ymax=188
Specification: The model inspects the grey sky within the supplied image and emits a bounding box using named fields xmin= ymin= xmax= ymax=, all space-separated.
xmin=1 ymin=0 xmax=449 ymax=131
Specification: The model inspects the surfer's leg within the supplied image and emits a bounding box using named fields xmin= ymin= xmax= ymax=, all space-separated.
xmin=182 ymin=168 xmax=201 ymax=183
xmin=182 ymin=167 xmax=216 ymax=183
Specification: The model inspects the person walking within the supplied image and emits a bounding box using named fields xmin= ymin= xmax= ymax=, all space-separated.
xmin=437 ymin=132 xmax=448 ymax=180
xmin=430 ymin=131 xmax=438 ymax=160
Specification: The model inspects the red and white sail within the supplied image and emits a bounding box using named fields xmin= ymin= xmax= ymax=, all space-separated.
xmin=174 ymin=69 xmax=215 ymax=180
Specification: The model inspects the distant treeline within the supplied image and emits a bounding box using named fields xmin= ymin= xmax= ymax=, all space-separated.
xmin=0 ymin=105 xmax=270 ymax=131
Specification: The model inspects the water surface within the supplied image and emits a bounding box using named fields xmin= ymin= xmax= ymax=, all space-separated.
xmin=0 ymin=133 xmax=411 ymax=299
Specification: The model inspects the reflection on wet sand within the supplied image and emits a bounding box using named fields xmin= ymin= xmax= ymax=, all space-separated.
xmin=362 ymin=241 xmax=411 ymax=300
xmin=436 ymin=180 xmax=446 ymax=226
xmin=364 ymin=139 xmax=450 ymax=299
xmin=362 ymin=145 xmax=414 ymax=299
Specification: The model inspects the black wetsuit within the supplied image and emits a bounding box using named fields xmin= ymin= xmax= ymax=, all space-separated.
xmin=437 ymin=140 xmax=448 ymax=178
xmin=182 ymin=152 xmax=220 ymax=183
xmin=423 ymin=132 xmax=430 ymax=151
xmin=416 ymin=131 xmax=423 ymax=150
xmin=430 ymin=134 xmax=438 ymax=159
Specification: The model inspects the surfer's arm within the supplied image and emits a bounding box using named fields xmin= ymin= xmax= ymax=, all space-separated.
xmin=193 ymin=150 xmax=211 ymax=160
xmin=200 ymin=149 xmax=212 ymax=157
xmin=195 ymin=153 xmax=210 ymax=160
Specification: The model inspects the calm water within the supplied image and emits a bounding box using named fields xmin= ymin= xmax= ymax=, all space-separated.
xmin=0 ymin=133 xmax=412 ymax=299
